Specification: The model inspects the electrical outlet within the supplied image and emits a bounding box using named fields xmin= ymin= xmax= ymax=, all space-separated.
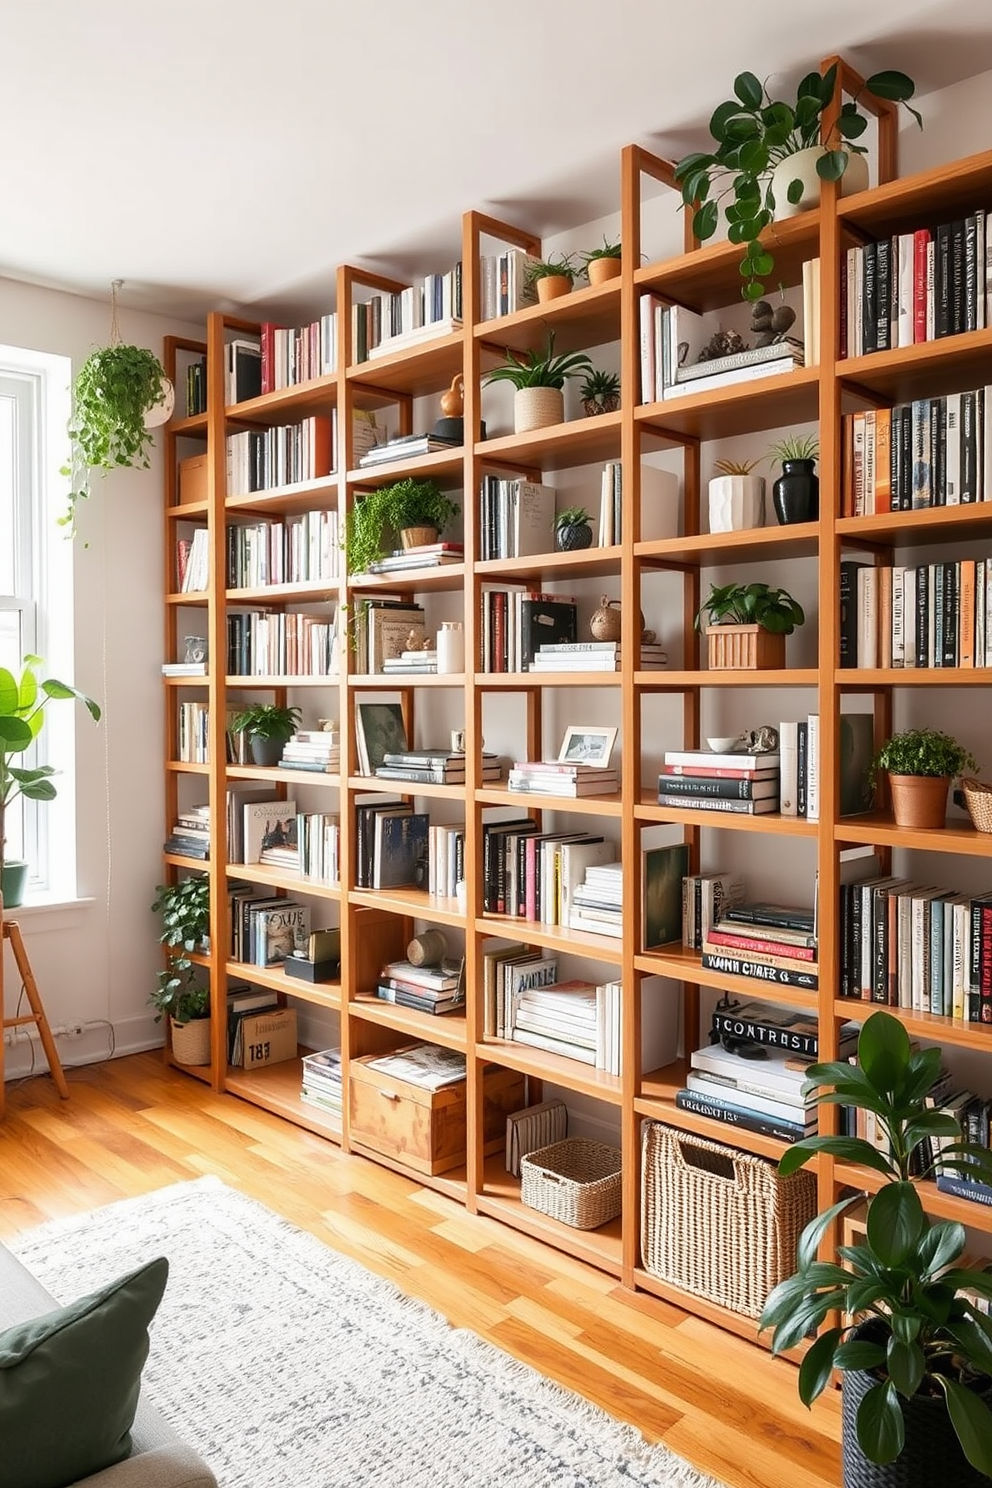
xmin=63 ymin=1023 xmax=85 ymax=1039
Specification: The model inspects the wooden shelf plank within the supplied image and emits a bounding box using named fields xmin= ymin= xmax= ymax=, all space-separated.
xmin=636 ymin=368 xmax=819 ymax=442
xmin=834 ymin=812 xmax=992 ymax=856
xmin=832 ymin=999 xmax=992 ymax=1054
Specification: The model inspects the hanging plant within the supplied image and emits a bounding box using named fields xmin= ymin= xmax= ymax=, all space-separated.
xmin=62 ymin=282 xmax=172 ymax=536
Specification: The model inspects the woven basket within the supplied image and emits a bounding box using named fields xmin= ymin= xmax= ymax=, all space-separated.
xmin=520 ymin=1139 xmax=622 ymax=1229
xmin=962 ymin=778 xmax=992 ymax=833
xmin=640 ymin=1122 xmax=816 ymax=1318
xmin=170 ymin=1016 xmax=212 ymax=1067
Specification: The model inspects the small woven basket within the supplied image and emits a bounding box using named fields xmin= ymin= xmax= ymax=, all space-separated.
xmin=962 ymin=778 xmax=992 ymax=833
xmin=520 ymin=1138 xmax=622 ymax=1229
xmin=170 ymin=1016 xmax=212 ymax=1067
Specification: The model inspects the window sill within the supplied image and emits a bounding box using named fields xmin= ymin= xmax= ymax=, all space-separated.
xmin=2 ymin=896 xmax=95 ymax=932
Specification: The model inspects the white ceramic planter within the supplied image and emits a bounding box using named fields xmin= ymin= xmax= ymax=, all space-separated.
xmin=708 ymin=475 xmax=765 ymax=533
xmin=770 ymin=146 xmax=870 ymax=218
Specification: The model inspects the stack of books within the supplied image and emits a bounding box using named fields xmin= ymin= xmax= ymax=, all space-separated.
xmin=381 ymin=647 xmax=438 ymax=675
xmin=354 ymin=801 xmax=429 ymax=891
xmin=375 ymin=957 xmax=465 ymax=1016
xmin=300 ymin=1048 xmax=343 ymax=1119
xmin=509 ymin=978 xmax=604 ymax=1067
xmin=280 ymin=729 xmax=340 ymax=773
xmin=658 ymin=747 xmax=780 ymax=815
xmin=508 ymin=761 xmax=619 ymax=798
xmin=164 ymin=802 xmax=211 ymax=859
xmin=675 ymin=1000 xmax=858 ymax=1142
xmin=297 ymin=812 xmax=339 ymax=883
xmin=701 ymin=902 xmax=818 ymax=991
xmin=369 ymin=542 xmax=464 ymax=574
xmin=357 ymin=432 xmax=461 ymax=467
xmin=259 ymin=816 xmax=301 ymax=871
xmin=374 ymin=750 xmax=502 ymax=786
xmin=567 ymin=862 xmax=624 ymax=937
xmin=529 ymin=641 xmax=668 ymax=672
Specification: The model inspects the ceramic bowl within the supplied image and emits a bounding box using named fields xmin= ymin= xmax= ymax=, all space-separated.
xmin=706 ymin=735 xmax=741 ymax=752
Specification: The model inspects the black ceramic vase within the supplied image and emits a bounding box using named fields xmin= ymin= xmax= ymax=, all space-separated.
xmin=556 ymin=523 xmax=593 ymax=551
xmin=772 ymin=458 xmax=819 ymax=524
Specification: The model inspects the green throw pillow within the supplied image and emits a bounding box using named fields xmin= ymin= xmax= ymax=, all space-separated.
xmin=0 ymin=1255 xmax=168 ymax=1488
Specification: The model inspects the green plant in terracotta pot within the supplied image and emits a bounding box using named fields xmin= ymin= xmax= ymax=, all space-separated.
xmin=760 ymin=1009 xmax=992 ymax=1486
xmin=869 ymin=727 xmax=977 ymax=831
xmin=580 ymin=238 xmax=622 ymax=285
xmin=229 ymin=703 xmax=302 ymax=767
xmin=524 ymin=252 xmax=579 ymax=302
xmin=345 ymin=478 xmax=460 ymax=574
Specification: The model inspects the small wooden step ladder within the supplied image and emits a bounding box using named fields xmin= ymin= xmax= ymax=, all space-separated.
xmin=1 ymin=910 xmax=69 ymax=1119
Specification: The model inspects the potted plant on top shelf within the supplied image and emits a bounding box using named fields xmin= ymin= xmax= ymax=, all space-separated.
xmin=760 ymin=1009 xmax=992 ymax=1487
xmin=0 ymin=656 xmax=101 ymax=908
xmin=524 ymin=252 xmax=579 ymax=303
xmin=229 ymin=703 xmax=302 ymax=767
xmin=344 ymin=477 xmax=460 ymax=575
xmin=674 ymin=62 xmax=921 ymax=299
xmin=150 ymin=876 xmax=212 ymax=1067
xmin=580 ymin=238 xmax=623 ymax=286
xmin=869 ymin=727 xmax=978 ymax=831
xmin=695 ymin=580 xmax=805 ymax=670
xmin=484 ymin=332 xmax=593 ymax=435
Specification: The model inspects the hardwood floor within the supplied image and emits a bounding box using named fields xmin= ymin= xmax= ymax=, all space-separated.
xmin=0 ymin=1055 xmax=841 ymax=1487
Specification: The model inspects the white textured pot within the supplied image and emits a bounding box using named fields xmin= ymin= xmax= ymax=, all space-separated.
xmin=514 ymin=387 xmax=564 ymax=434
xmin=708 ymin=475 xmax=765 ymax=533
xmin=770 ymin=147 xmax=870 ymax=218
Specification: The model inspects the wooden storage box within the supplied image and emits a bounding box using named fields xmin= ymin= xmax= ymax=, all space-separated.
xmin=706 ymin=623 xmax=785 ymax=671
xmin=349 ymin=1053 xmax=525 ymax=1176
xmin=178 ymin=453 xmax=208 ymax=505
xmin=239 ymin=1008 xmax=297 ymax=1070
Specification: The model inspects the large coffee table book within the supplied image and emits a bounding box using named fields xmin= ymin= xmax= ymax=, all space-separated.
xmin=158 ymin=59 xmax=992 ymax=1355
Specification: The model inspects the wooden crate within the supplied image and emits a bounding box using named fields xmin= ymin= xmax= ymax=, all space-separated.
xmin=349 ymin=1053 xmax=524 ymax=1176
xmin=706 ymin=623 xmax=785 ymax=670
xmin=178 ymin=453 xmax=208 ymax=505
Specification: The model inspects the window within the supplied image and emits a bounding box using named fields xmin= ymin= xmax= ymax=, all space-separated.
xmin=0 ymin=344 xmax=75 ymax=897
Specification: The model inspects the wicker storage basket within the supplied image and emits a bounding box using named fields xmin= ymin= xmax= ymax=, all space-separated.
xmin=962 ymin=778 xmax=992 ymax=833
xmin=170 ymin=1015 xmax=212 ymax=1067
xmin=520 ymin=1138 xmax=622 ymax=1229
xmin=640 ymin=1121 xmax=817 ymax=1318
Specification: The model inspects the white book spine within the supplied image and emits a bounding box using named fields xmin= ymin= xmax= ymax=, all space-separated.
xmin=779 ymin=720 xmax=799 ymax=817
xmin=891 ymin=566 xmax=905 ymax=667
xmin=945 ymin=392 xmax=961 ymax=505
xmin=896 ymin=233 xmax=915 ymax=348
xmin=926 ymin=240 xmax=936 ymax=340
xmin=806 ymin=714 xmax=820 ymax=824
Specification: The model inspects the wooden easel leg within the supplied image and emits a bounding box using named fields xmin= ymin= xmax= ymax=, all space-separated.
xmin=2 ymin=918 xmax=70 ymax=1100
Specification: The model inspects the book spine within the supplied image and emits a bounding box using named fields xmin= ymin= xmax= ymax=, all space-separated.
xmin=875 ymin=237 xmax=892 ymax=352
xmin=723 ymin=907 xmax=815 ymax=932
xmin=657 ymin=794 xmax=771 ymax=815
xmin=710 ymin=1009 xmax=819 ymax=1057
xmin=701 ymin=951 xmax=818 ymax=990
xmin=655 ymin=775 xmax=772 ymax=800
xmin=706 ymin=930 xmax=815 ymax=961
xmin=674 ymin=1089 xmax=807 ymax=1143
xmin=935 ymin=1173 xmax=992 ymax=1208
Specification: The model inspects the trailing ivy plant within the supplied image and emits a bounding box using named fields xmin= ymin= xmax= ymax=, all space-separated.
xmin=150 ymin=876 xmax=211 ymax=1023
xmin=63 ymin=343 xmax=170 ymax=535
xmin=345 ymin=478 xmax=460 ymax=574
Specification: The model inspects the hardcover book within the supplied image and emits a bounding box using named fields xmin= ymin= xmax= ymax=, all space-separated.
xmin=253 ymin=901 xmax=310 ymax=966
xmin=355 ymin=702 xmax=408 ymax=775
xmin=242 ymin=798 xmax=298 ymax=866
xmin=372 ymin=810 xmax=430 ymax=890
xmin=642 ymin=843 xmax=689 ymax=950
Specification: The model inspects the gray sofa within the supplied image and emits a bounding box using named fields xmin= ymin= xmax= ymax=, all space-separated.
xmin=1 ymin=1241 xmax=217 ymax=1488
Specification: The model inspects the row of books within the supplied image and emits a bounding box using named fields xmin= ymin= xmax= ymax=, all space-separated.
xmin=259 ymin=316 xmax=338 ymax=393
xmin=280 ymin=730 xmax=340 ymax=775
xmin=840 ymin=213 xmax=990 ymax=359
xmin=300 ymin=1048 xmax=343 ymax=1119
xmin=185 ymin=354 xmax=208 ymax=416
xmin=354 ymin=801 xmax=429 ymax=891
xmin=225 ymin=416 xmax=334 ymax=498
xmin=426 ymin=822 xmax=464 ymax=900
xmin=842 ymin=390 xmax=992 ymax=516
xmin=639 ymin=295 xmax=806 ymax=404
xmin=840 ymin=556 xmax=992 ymax=670
xmin=839 ymin=874 xmax=992 ymax=1022
xmin=226 ymin=509 xmax=340 ymax=589
xmin=478 ymin=248 xmax=537 ymax=322
xmin=373 ymin=956 xmax=465 ymax=1017
xmin=480 ymin=589 xmax=576 ymax=673
xmin=352 ymin=267 xmax=462 ymax=362
xmin=226 ymin=609 xmax=339 ymax=678
xmin=226 ymin=986 xmax=284 ymax=1065
xmin=528 ymin=641 xmax=668 ymax=673
xmin=681 ymin=871 xmax=745 ymax=950
xmin=177 ymin=529 xmax=208 ymax=593
xmin=507 ymin=760 xmax=619 ymax=799
xmin=230 ymin=890 xmax=310 ymax=968
xmin=478 ymin=477 xmax=556 ymax=561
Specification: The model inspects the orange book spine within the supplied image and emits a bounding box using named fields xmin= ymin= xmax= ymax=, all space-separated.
xmin=959 ymin=558 xmax=976 ymax=667
xmin=874 ymin=407 xmax=892 ymax=513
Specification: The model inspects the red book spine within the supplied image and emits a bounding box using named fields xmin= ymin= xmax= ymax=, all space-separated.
xmin=706 ymin=929 xmax=816 ymax=962
xmin=913 ymin=230 xmax=931 ymax=343
xmin=979 ymin=903 xmax=992 ymax=1025
xmin=176 ymin=538 xmax=192 ymax=590
xmin=493 ymin=591 xmax=506 ymax=672
xmin=260 ymin=322 xmax=277 ymax=395
xmin=525 ymin=836 xmax=540 ymax=921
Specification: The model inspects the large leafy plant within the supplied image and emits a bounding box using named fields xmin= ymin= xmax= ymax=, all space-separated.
xmin=760 ymin=1010 xmax=992 ymax=1474
xmin=228 ymin=703 xmax=302 ymax=744
xmin=150 ymin=876 xmax=211 ymax=1022
xmin=483 ymin=331 xmax=593 ymax=391
xmin=65 ymin=343 xmax=170 ymax=534
xmin=674 ymin=63 xmax=920 ymax=299
xmin=0 ymin=656 xmax=101 ymax=875
xmin=695 ymin=581 xmax=805 ymax=634
xmin=345 ymin=478 xmax=460 ymax=574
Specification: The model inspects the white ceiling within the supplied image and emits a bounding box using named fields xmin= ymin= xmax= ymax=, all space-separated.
xmin=3 ymin=0 xmax=992 ymax=324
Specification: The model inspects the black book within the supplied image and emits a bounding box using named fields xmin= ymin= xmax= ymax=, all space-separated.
xmin=889 ymin=403 xmax=904 ymax=508
xmin=658 ymin=774 xmax=778 ymax=801
xmin=700 ymin=950 xmax=818 ymax=991
xmin=964 ymin=212 xmax=980 ymax=333
xmin=874 ymin=237 xmax=892 ymax=353
xmin=723 ymin=904 xmax=816 ymax=933
xmin=519 ymin=598 xmax=578 ymax=670
xmin=796 ymin=721 xmax=808 ymax=818
xmin=839 ymin=560 xmax=867 ymax=667
xmin=915 ymin=566 xmax=930 ymax=668
xmin=482 ymin=818 xmax=537 ymax=913
xmin=931 ymin=396 xmax=946 ymax=506
xmin=950 ymin=219 xmax=966 ymax=336
xmin=674 ymin=1088 xmax=808 ymax=1144
xmin=861 ymin=240 xmax=878 ymax=354
xmin=934 ymin=222 xmax=952 ymax=338
xmin=839 ymin=880 xmax=854 ymax=1000
xmin=941 ymin=562 xmax=958 ymax=668
xmin=898 ymin=401 xmax=914 ymax=510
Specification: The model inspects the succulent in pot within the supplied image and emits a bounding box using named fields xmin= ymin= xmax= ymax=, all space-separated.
xmin=674 ymin=63 xmax=921 ymax=300
xmin=524 ymin=252 xmax=579 ymax=302
xmin=869 ymin=727 xmax=978 ymax=831
xmin=708 ymin=456 xmax=765 ymax=532
xmin=579 ymin=368 xmax=621 ymax=416
xmin=580 ymin=238 xmax=622 ymax=286
xmin=553 ymin=506 xmax=593 ymax=552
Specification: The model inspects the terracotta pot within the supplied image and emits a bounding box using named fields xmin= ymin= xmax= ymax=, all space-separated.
xmin=770 ymin=145 xmax=870 ymax=218
xmin=706 ymin=624 xmax=785 ymax=671
xmin=170 ymin=1016 xmax=212 ymax=1067
xmin=887 ymin=773 xmax=950 ymax=830
xmin=399 ymin=525 xmax=438 ymax=550
xmin=535 ymin=275 xmax=572 ymax=303
xmin=513 ymin=387 xmax=564 ymax=434
xmin=587 ymin=257 xmax=622 ymax=286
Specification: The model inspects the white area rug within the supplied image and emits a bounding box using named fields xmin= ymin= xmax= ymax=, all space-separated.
xmin=10 ymin=1177 xmax=725 ymax=1488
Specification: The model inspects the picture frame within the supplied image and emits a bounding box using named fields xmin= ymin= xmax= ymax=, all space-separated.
xmin=557 ymin=725 xmax=618 ymax=768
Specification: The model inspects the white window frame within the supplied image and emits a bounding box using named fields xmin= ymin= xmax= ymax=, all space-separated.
xmin=0 ymin=345 xmax=76 ymax=900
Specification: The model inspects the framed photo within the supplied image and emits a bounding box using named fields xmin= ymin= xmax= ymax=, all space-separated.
xmin=557 ymin=725 xmax=618 ymax=768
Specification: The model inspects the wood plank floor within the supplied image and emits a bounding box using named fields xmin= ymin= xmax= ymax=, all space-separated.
xmin=0 ymin=1055 xmax=842 ymax=1488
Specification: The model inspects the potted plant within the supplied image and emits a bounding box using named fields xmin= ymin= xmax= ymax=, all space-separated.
xmin=229 ymin=703 xmax=302 ymax=767
xmin=525 ymin=252 xmax=579 ymax=303
xmin=580 ymin=238 xmax=622 ymax=286
xmin=768 ymin=433 xmax=820 ymax=524
xmin=869 ymin=727 xmax=978 ymax=831
xmin=553 ymin=507 xmax=594 ymax=552
xmin=708 ymin=456 xmax=765 ymax=532
xmin=579 ymin=368 xmax=621 ymax=416
xmin=695 ymin=580 xmax=805 ymax=670
xmin=760 ymin=1009 xmax=992 ymax=1486
xmin=674 ymin=63 xmax=920 ymax=300
xmin=345 ymin=477 xmax=460 ymax=574
xmin=150 ymin=875 xmax=212 ymax=1066
xmin=64 ymin=341 xmax=173 ymax=536
xmin=483 ymin=331 xmax=594 ymax=435
xmin=0 ymin=656 xmax=101 ymax=908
